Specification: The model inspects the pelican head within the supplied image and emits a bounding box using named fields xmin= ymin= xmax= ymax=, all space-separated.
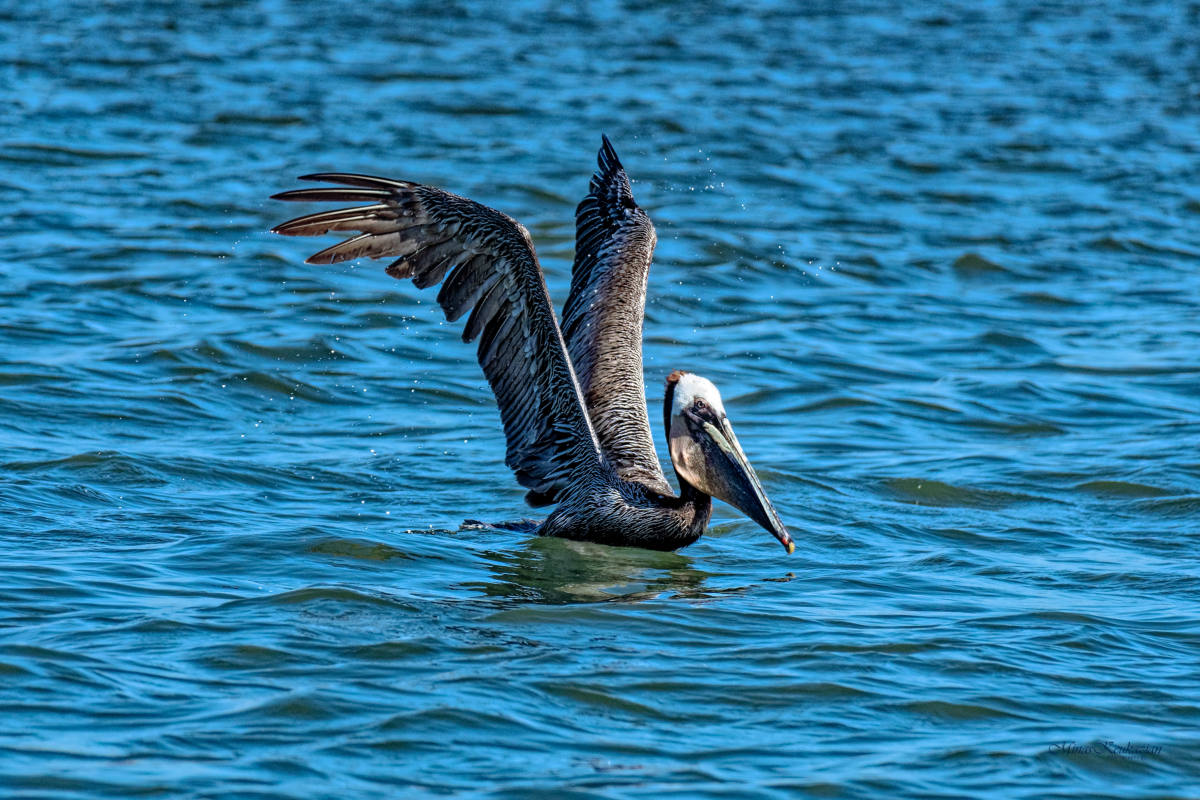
xmin=664 ymin=371 xmax=794 ymax=553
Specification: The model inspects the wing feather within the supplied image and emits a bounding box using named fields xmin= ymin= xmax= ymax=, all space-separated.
xmin=561 ymin=137 xmax=669 ymax=493
xmin=273 ymin=175 xmax=604 ymax=503
xmin=438 ymin=253 xmax=494 ymax=321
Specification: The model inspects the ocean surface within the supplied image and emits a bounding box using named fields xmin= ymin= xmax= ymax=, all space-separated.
xmin=2 ymin=1 xmax=1198 ymax=797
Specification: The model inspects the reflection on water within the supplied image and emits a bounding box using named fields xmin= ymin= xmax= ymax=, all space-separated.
xmin=468 ymin=536 xmax=709 ymax=604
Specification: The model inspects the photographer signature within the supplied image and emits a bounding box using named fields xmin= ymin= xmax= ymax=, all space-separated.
xmin=1047 ymin=741 xmax=1162 ymax=759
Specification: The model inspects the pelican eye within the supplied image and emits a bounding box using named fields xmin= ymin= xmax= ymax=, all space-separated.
xmin=693 ymin=398 xmax=709 ymax=413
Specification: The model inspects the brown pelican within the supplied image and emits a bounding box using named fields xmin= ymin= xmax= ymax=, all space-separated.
xmin=272 ymin=137 xmax=793 ymax=553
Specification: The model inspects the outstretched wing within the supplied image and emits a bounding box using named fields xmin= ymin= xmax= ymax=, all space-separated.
xmin=273 ymin=174 xmax=603 ymax=505
xmin=561 ymin=137 xmax=670 ymax=494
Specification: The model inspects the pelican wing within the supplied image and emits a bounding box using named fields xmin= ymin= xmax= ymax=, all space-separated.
xmin=561 ymin=137 xmax=670 ymax=494
xmin=273 ymin=174 xmax=603 ymax=504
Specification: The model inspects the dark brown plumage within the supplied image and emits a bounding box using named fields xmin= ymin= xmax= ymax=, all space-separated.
xmin=561 ymin=137 xmax=670 ymax=496
xmin=274 ymin=174 xmax=602 ymax=503
xmin=272 ymin=137 xmax=794 ymax=553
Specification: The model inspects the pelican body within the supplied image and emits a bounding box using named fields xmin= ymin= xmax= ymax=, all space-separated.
xmin=273 ymin=137 xmax=793 ymax=553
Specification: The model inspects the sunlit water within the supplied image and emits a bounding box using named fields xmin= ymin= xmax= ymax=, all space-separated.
xmin=3 ymin=1 xmax=1199 ymax=797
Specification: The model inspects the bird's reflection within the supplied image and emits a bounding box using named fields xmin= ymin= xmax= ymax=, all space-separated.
xmin=466 ymin=535 xmax=715 ymax=604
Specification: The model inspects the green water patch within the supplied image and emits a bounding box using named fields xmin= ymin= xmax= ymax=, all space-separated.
xmin=882 ymin=478 xmax=1045 ymax=509
xmin=951 ymin=252 xmax=1009 ymax=277
xmin=1075 ymin=480 xmax=1177 ymax=499
xmin=308 ymin=538 xmax=416 ymax=562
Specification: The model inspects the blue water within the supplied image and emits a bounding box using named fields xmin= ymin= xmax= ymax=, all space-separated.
xmin=3 ymin=1 xmax=1199 ymax=797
